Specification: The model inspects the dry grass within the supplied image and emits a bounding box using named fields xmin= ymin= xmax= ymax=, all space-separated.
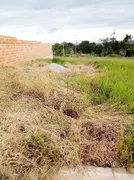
xmin=0 ymin=62 xmax=133 ymax=179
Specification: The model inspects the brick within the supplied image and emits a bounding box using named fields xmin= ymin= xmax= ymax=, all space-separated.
xmin=0 ymin=35 xmax=53 ymax=65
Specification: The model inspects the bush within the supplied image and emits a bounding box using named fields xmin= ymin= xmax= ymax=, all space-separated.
xmin=52 ymin=58 xmax=65 ymax=65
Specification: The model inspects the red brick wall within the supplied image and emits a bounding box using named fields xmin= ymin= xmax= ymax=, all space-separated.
xmin=0 ymin=36 xmax=53 ymax=65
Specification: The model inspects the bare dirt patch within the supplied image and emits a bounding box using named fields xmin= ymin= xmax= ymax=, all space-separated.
xmin=63 ymin=108 xmax=79 ymax=119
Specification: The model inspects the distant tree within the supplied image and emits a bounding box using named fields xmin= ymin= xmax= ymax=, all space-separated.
xmin=53 ymin=43 xmax=63 ymax=56
xmin=78 ymin=41 xmax=90 ymax=54
xmin=94 ymin=44 xmax=103 ymax=56
xmin=64 ymin=42 xmax=75 ymax=56
xmin=89 ymin=42 xmax=96 ymax=54
xmin=101 ymin=37 xmax=111 ymax=56
xmin=53 ymin=33 xmax=134 ymax=57
xmin=121 ymin=34 xmax=134 ymax=57
xmin=123 ymin=34 xmax=133 ymax=43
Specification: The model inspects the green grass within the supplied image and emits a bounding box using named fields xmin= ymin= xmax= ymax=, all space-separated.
xmin=52 ymin=58 xmax=65 ymax=65
xmin=31 ymin=56 xmax=134 ymax=113
xmin=32 ymin=58 xmax=65 ymax=65
xmin=62 ymin=56 xmax=134 ymax=65
xmin=63 ymin=57 xmax=93 ymax=65
xmin=54 ymin=56 xmax=134 ymax=114
xmin=34 ymin=56 xmax=134 ymax=114
xmin=89 ymin=59 xmax=134 ymax=113
xmin=69 ymin=74 xmax=90 ymax=93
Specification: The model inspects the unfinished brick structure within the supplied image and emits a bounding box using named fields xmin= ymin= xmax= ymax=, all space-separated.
xmin=0 ymin=36 xmax=53 ymax=65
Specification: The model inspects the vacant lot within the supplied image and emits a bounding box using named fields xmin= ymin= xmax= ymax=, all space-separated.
xmin=0 ymin=57 xmax=134 ymax=179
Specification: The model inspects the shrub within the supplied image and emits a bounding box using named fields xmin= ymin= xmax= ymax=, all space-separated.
xmin=52 ymin=58 xmax=65 ymax=65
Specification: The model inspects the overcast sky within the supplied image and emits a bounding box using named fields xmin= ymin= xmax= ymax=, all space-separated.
xmin=0 ymin=0 xmax=134 ymax=43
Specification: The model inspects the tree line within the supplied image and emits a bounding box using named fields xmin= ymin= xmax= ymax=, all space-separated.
xmin=53 ymin=33 xmax=134 ymax=57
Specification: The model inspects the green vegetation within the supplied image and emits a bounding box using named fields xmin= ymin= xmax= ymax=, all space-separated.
xmin=32 ymin=58 xmax=65 ymax=65
xmin=53 ymin=34 xmax=134 ymax=57
xmin=33 ymin=57 xmax=134 ymax=114
xmin=52 ymin=58 xmax=65 ymax=65
xmin=69 ymin=74 xmax=90 ymax=93
xmin=90 ymin=59 xmax=134 ymax=113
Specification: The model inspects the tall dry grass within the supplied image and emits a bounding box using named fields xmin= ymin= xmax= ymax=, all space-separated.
xmin=0 ymin=61 xmax=133 ymax=179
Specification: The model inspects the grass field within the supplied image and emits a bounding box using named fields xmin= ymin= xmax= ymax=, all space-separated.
xmin=89 ymin=59 xmax=134 ymax=113
xmin=49 ymin=57 xmax=134 ymax=112
xmin=0 ymin=57 xmax=134 ymax=179
xmin=35 ymin=57 xmax=134 ymax=113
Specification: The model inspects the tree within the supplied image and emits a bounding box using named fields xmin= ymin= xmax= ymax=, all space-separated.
xmin=78 ymin=41 xmax=90 ymax=54
xmin=89 ymin=42 xmax=96 ymax=54
xmin=94 ymin=44 xmax=103 ymax=56
xmin=64 ymin=42 xmax=75 ymax=56
xmin=123 ymin=34 xmax=133 ymax=43
xmin=53 ymin=43 xmax=63 ymax=56
xmin=121 ymin=35 xmax=134 ymax=57
xmin=52 ymin=33 xmax=134 ymax=57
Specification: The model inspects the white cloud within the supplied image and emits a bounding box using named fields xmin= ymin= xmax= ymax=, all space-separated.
xmin=0 ymin=0 xmax=133 ymax=43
